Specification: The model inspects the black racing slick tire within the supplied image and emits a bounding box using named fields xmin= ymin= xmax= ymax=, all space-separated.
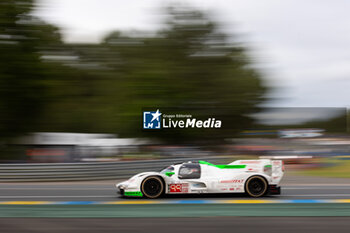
xmin=141 ymin=176 xmax=164 ymax=199
xmin=245 ymin=176 xmax=268 ymax=197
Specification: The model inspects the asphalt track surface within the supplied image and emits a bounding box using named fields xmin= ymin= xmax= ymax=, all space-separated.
xmin=1 ymin=173 xmax=350 ymax=201
xmin=1 ymin=184 xmax=350 ymax=201
xmin=1 ymin=175 xmax=350 ymax=232
xmin=2 ymin=217 xmax=350 ymax=233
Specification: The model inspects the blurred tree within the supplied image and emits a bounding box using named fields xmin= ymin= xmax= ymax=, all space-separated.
xmin=0 ymin=0 xmax=61 ymax=139
xmin=37 ymin=43 xmax=123 ymax=134
xmin=0 ymin=2 xmax=267 ymax=147
xmin=103 ymin=7 xmax=267 ymax=143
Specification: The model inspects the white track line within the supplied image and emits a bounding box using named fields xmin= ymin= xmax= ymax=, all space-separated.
xmin=283 ymin=184 xmax=350 ymax=186
xmin=0 ymin=194 xmax=350 ymax=198
xmin=1 ymin=187 xmax=350 ymax=190
xmin=282 ymin=194 xmax=350 ymax=197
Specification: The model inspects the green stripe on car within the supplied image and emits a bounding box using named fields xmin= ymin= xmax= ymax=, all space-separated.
xmin=124 ymin=191 xmax=143 ymax=197
xmin=199 ymin=161 xmax=246 ymax=169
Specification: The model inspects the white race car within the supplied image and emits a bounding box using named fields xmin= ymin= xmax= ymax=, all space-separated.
xmin=116 ymin=159 xmax=284 ymax=198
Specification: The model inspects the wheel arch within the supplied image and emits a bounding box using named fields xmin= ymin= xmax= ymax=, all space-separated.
xmin=140 ymin=175 xmax=166 ymax=198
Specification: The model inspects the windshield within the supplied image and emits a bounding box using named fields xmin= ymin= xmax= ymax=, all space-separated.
xmin=160 ymin=166 xmax=174 ymax=174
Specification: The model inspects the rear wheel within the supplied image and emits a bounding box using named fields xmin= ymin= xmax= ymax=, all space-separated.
xmin=141 ymin=176 xmax=164 ymax=198
xmin=245 ymin=176 xmax=268 ymax=197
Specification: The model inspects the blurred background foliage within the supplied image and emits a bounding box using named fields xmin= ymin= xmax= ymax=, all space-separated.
xmin=0 ymin=0 xmax=266 ymax=144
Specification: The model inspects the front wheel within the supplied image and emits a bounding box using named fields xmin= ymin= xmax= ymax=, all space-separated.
xmin=141 ymin=176 xmax=164 ymax=198
xmin=245 ymin=176 xmax=268 ymax=197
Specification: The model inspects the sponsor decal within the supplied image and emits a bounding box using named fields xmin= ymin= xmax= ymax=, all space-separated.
xmin=169 ymin=183 xmax=189 ymax=193
xmin=219 ymin=179 xmax=244 ymax=183
xmin=124 ymin=191 xmax=143 ymax=197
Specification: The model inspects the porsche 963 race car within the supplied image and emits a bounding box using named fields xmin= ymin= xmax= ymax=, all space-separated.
xmin=116 ymin=159 xmax=284 ymax=198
